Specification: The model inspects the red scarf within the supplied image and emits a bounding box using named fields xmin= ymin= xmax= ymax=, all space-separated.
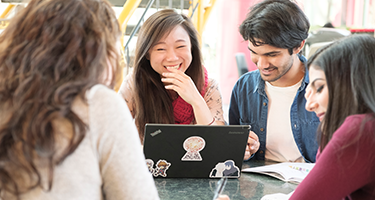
xmin=172 ymin=67 xmax=208 ymax=124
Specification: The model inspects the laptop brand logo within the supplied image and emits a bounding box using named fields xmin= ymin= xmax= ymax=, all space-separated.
xmin=150 ymin=129 xmax=162 ymax=137
xmin=228 ymin=131 xmax=244 ymax=134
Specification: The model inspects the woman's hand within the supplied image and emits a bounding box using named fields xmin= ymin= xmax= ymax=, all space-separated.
xmin=162 ymin=68 xmax=216 ymax=125
xmin=161 ymin=68 xmax=203 ymax=106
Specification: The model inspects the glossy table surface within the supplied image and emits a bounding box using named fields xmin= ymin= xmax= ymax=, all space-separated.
xmin=154 ymin=160 xmax=297 ymax=200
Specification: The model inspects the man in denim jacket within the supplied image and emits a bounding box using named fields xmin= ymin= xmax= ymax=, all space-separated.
xmin=229 ymin=0 xmax=319 ymax=163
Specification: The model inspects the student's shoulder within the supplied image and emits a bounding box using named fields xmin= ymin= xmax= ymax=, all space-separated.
xmin=207 ymin=77 xmax=219 ymax=88
xmin=85 ymin=85 xmax=133 ymax=135
xmin=87 ymin=84 xmax=120 ymax=99
xmin=233 ymin=70 xmax=261 ymax=89
xmin=86 ymin=84 xmax=127 ymax=111
xmin=238 ymin=70 xmax=260 ymax=82
xmin=343 ymin=114 xmax=375 ymax=127
xmin=121 ymin=71 xmax=135 ymax=90
xmin=123 ymin=71 xmax=134 ymax=84
xmin=336 ymin=114 xmax=375 ymax=140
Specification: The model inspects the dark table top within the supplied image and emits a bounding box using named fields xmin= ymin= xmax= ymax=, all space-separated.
xmin=154 ymin=160 xmax=297 ymax=200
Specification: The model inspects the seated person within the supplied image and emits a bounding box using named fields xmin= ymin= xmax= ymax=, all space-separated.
xmin=218 ymin=34 xmax=375 ymax=200
xmin=0 ymin=0 xmax=159 ymax=199
xmin=229 ymin=0 xmax=319 ymax=162
xmin=119 ymin=9 xmax=225 ymax=142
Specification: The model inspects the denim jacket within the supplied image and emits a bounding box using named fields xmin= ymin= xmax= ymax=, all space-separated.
xmin=229 ymin=55 xmax=319 ymax=163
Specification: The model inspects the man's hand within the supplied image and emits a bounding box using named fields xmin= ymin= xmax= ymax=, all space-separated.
xmin=244 ymin=131 xmax=260 ymax=160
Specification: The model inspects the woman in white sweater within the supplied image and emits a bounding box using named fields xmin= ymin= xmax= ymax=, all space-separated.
xmin=0 ymin=0 xmax=159 ymax=199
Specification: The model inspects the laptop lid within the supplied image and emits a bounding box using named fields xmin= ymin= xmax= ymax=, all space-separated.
xmin=143 ymin=124 xmax=250 ymax=178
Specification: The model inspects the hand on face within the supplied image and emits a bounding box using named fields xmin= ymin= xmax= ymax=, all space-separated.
xmin=244 ymin=131 xmax=260 ymax=160
xmin=162 ymin=68 xmax=202 ymax=106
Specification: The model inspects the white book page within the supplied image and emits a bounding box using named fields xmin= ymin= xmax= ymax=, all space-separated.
xmin=242 ymin=162 xmax=315 ymax=183
xmin=261 ymin=191 xmax=294 ymax=200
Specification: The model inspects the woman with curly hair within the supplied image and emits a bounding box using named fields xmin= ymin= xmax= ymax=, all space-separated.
xmin=0 ymin=0 xmax=159 ymax=199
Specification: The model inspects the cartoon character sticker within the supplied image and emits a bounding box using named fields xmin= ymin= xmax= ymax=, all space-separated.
xmin=153 ymin=160 xmax=171 ymax=177
xmin=145 ymin=159 xmax=154 ymax=174
xmin=209 ymin=162 xmax=226 ymax=177
xmin=181 ymin=136 xmax=206 ymax=161
xmin=210 ymin=160 xmax=240 ymax=178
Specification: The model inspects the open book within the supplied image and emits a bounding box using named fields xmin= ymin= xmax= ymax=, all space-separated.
xmin=242 ymin=162 xmax=315 ymax=184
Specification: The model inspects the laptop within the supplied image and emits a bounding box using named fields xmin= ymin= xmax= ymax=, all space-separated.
xmin=143 ymin=124 xmax=250 ymax=178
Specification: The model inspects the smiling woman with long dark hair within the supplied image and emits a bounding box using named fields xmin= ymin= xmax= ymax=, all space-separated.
xmin=0 ymin=0 xmax=159 ymax=199
xmin=119 ymin=9 xmax=225 ymax=143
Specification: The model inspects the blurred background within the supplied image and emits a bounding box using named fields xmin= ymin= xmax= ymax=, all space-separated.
xmin=0 ymin=0 xmax=374 ymax=121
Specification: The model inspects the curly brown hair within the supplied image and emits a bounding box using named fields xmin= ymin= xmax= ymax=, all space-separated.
xmin=0 ymin=0 xmax=121 ymax=198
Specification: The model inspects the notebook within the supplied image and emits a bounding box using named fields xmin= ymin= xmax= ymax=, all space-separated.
xmin=242 ymin=162 xmax=315 ymax=184
xmin=143 ymin=124 xmax=250 ymax=178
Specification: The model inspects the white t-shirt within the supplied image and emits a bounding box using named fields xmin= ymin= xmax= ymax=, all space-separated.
xmin=265 ymin=80 xmax=305 ymax=163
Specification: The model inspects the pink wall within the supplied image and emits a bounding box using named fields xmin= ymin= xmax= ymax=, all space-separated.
xmin=346 ymin=0 xmax=356 ymax=27
xmin=217 ymin=0 xmax=257 ymax=105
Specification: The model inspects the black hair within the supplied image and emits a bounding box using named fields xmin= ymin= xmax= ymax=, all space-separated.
xmin=239 ymin=0 xmax=309 ymax=55
xmin=307 ymin=34 xmax=375 ymax=150
xmin=323 ymin=22 xmax=334 ymax=28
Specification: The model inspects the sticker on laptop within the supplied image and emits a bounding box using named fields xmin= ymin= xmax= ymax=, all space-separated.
xmin=145 ymin=159 xmax=154 ymax=174
xmin=181 ymin=136 xmax=206 ymax=161
xmin=153 ymin=159 xmax=171 ymax=177
xmin=209 ymin=160 xmax=240 ymax=178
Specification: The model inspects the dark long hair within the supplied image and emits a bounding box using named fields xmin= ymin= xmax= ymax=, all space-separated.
xmin=307 ymin=35 xmax=375 ymax=151
xmin=239 ymin=0 xmax=309 ymax=55
xmin=0 ymin=0 xmax=121 ymax=197
xmin=133 ymin=9 xmax=204 ymax=140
